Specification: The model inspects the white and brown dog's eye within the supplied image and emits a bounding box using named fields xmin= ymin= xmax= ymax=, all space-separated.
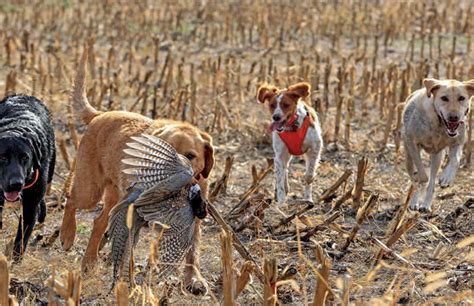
xmin=441 ymin=96 xmax=449 ymax=102
xmin=458 ymin=96 xmax=465 ymax=102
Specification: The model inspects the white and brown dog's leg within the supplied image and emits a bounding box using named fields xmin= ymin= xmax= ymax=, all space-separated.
xmin=420 ymin=151 xmax=442 ymax=212
xmin=439 ymin=144 xmax=462 ymax=188
xmin=303 ymin=129 xmax=322 ymax=203
xmin=303 ymin=150 xmax=318 ymax=203
xmin=273 ymin=133 xmax=291 ymax=205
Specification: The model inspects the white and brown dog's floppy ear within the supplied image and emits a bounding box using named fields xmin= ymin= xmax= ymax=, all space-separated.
xmin=463 ymin=79 xmax=474 ymax=96
xmin=257 ymin=84 xmax=277 ymax=103
xmin=287 ymin=82 xmax=311 ymax=99
xmin=423 ymin=78 xmax=441 ymax=98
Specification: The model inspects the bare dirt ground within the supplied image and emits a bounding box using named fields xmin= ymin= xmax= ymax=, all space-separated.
xmin=0 ymin=1 xmax=473 ymax=305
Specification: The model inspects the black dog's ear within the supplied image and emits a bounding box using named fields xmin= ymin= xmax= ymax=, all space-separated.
xmin=23 ymin=134 xmax=42 ymax=170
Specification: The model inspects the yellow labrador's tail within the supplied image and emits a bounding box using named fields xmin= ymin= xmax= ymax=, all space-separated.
xmin=72 ymin=45 xmax=101 ymax=124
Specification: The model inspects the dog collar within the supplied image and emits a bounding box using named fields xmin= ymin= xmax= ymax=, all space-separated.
xmin=23 ymin=169 xmax=39 ymax=190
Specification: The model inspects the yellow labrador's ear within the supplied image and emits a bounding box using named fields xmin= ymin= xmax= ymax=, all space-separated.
xmin=463 ymin=79 xmax=474 ymax=96
xmin=423 ymin=78 xmax=441 ymax=98
xmin=200 ymin=132 xmax=214 ymax=179
xmin=287 ymin=82 xmax=311 ymax=99
xmin=257 ymin=84 xmax=277 ymax=103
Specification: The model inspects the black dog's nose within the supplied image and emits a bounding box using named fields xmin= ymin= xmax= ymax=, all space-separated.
xmin=272 ymin=114 xmax=281 ymax=121
xmin=447 ymin=114 xmax=459 ymax=122
xmin=7 ymin=181 xmax=23 ymax=191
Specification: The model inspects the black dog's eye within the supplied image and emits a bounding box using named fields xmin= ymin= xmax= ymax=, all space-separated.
xmin=0 ymin=155 xmax=6 ymax=161
xmin=458 ymin=96 xmax=465 ymax=102
xmin=441 ymin=96 xmax=449 ymax=102
xmin=185 ymin=153 xmax=196 ymax=161
xmin=20 ymin=153 xmax=29 ymax=161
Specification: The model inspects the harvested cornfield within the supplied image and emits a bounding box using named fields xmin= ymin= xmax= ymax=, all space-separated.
xmin=0 ymin=0 xmax=472 ymax=304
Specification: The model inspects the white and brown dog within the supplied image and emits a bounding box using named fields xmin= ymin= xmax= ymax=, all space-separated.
xmin=402 ymin=78 xmax=473 ymax=212
xmin=257 ymin=82 xmax=323 ymax=205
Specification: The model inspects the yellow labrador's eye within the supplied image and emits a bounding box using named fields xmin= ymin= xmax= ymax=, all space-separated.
xmin=458 ymin=96 xmax=465 ymax=102
xmin=185 ymin=153 xmax=196 ymax=161
xmin=441 ymin=96 xmax=449 ymax=102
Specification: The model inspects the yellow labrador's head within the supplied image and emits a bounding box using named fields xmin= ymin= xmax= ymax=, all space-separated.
xmin=424 ymin=78 xmax=474 ymax=138
xmin=153 ymin=123 xmax=214 ymax=179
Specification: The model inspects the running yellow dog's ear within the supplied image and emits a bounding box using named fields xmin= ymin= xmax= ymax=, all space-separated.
xmin=423 ymin=78 xmax=441 ymax=98
xmin=287 ymin=82 xmax=311 ymax=99
xmin=257 ymin=84 xmax=278 ymax=103
xmin=463 ymin=79 xmax=474 ymax=97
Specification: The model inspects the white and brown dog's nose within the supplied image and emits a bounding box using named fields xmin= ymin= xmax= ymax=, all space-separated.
xmin=272 ymin=114 xmax=282 ymax=121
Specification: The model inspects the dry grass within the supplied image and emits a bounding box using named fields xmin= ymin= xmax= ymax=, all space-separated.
xmin=0 ymin=0 xmax=473 ymax=304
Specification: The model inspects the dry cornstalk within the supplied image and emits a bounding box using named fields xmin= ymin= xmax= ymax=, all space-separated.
xmin=312 ymin=244 xmax=332 ymax=306
xmin=210 ymin=156 xmax=234 ymax=200
xmin=301 ymin=211 xmax=341 ymax=242
xmin=47 ymin=270 xmax=82 ymax=305
xmin=386 ymin=185 xmax=414 ymax=238
xmin=393 ymin=102 xmax=406 ymax=154
xmin=0 ymin=254 xmax=10 ymax=306
xmin=263 ymin=258 xmax=278 ymax=306
xmin=226 ymin=160 xmax=273 ymax=218
xmin=340 ymin=194 xmax=378 ymax=252
xmin=333 ymin=89 xmax=343 ymax=143
xmin=344 ymin=97 xmax=352 ymax=146
xmin=207 ymin=202 xmax=265 ymax=284
xmin=235 ymin=261 xmax=253 ymax=298
xmin=58 ymin=137 xmax=71 ymax=170
xmin=320 ymin=169 xmax=352 ymax=201
xmin=372 ymin=237 xmax=415 ymax=268
xmin=220 ymin=230 xmax=236 ymax=306
xmin=272 ymin=169 xmax=352 ymax=232
xmin=375 ymin=216 xmax=417 ymax=263
xmin=351 ymin=156 xmax=368 ymax=210
xmin=66 ymin=103 xmax=79 ymax=150
xmin=331 ymin=189 xmax=352 ymax=211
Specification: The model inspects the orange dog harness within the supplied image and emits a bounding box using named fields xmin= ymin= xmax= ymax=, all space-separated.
xmin=277 ymin=114 xmax=311 ymax=156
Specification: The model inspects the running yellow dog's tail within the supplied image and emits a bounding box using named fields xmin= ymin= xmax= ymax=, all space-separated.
xmin=72 ymin=45 xmax=101 ymax=124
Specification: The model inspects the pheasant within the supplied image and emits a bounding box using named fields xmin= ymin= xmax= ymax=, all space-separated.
xmin=107 ymin=134 xmax=207 ymax=287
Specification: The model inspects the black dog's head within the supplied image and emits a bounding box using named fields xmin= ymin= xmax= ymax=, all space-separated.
xmin=0 ymin=137 xmax=36 ymax=202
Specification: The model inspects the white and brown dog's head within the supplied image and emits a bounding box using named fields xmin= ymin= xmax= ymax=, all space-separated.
xmin=424 ymin=78 xmax=474 ymax=138
xmin=257 ymin=82 xmax=311 ymax=132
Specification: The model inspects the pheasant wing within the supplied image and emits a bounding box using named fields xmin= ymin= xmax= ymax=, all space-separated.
xmin=122 ymin=133 xmax=194 ymax=190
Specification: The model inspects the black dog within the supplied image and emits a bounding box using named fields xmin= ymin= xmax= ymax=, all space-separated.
xmin=0 ymin=94 xmax=55 ymax=261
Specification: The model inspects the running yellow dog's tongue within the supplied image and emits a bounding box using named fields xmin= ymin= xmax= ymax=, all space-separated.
xmin=4 ymin=191 xmax=20 ymax=202
xmin=446 ymin=120 xmax=460 ymax=132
